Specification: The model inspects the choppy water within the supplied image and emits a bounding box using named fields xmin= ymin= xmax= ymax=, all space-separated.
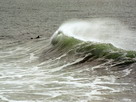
xmin=0 ymin=19 xmax=136 ymax=102
xmin=1 ymin=0 xmax=136 ymax=102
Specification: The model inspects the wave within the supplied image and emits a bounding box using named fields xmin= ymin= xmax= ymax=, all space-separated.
xmin=51 ymin=18 xmax=136 ymax=51
xmin=50 ymin=19 xmax=136 ymax=65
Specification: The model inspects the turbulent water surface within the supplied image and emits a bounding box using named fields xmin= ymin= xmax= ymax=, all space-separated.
xmin=0 ymin=0 xmax=136 ymax=102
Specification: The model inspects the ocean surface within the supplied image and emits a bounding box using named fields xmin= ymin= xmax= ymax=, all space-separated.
xmin=0 ymin=0 xmax=136 ymax=102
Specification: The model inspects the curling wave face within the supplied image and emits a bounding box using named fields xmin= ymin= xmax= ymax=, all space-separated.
xmin=50 ymin=19 xmax=136 ymax=67
xmin=51 ymin=18 xmax=136 ymax=51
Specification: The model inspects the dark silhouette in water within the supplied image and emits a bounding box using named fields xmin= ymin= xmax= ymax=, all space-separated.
xmin=31 ymin=36 xmax=40 ymax=39
xmin=36 ymin=36 xmax=40 ymax=39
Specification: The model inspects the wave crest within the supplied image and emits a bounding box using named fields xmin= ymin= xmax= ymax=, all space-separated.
xmin=51 ymin=18 xmax=136 ymax=51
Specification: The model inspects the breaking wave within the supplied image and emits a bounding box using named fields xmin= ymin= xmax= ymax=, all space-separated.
xmin=50 ymin=18 xmax=136 ymax=66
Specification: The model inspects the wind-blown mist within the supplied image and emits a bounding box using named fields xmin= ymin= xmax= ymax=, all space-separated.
xmin=52 ymin=18 xmax=136 ymax=51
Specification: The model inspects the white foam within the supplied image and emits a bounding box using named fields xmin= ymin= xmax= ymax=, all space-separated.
xmin=119 ymin=68 xmax=133 ymax=78
xmin=0 ymin=95 xmax=9 ymax=102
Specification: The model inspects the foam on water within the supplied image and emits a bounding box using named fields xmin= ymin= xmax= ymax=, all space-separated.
xmin=0 ymin=40 xmax=136 ymax=102
xmin=52 ymin=18 xmax=136 ymax=51
xmin=0 ymin=19 xmax=136 ymax=102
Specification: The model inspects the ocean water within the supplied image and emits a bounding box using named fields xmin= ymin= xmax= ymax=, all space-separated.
xmin=0 ymin=0 xmax=136 ymax=102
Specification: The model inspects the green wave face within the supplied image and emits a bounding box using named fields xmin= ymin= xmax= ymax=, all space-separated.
xmin=51 ymin=31 xmax=136 ymax=61
xmin=51 ymin=31 xmax=81 ymax=48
